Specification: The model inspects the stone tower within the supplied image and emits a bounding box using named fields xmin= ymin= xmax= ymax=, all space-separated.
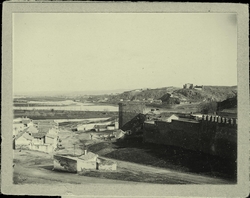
xmin=118 ymin=102 xmax=146 ymax=129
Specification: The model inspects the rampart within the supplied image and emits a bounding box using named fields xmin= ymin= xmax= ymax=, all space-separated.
xmin=118 ymin=102 xmax=146 ymax=129
xmin=143 ymin=115 xmax=237 ymax=159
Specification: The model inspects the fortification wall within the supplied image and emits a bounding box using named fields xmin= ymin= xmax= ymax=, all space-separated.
xmin=200 ymin=115 xmax=237 ymax=159
xmin=143 ymin=115 xmax=237 ymax=159
xmin=118 ymin=102 xmax=146 ymax=129
xmin=154 ymin=120 xmax=201 ymax=151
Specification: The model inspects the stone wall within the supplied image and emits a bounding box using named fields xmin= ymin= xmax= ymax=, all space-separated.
xmin=118 ymin=102 xmax=146 ymax=129
xmin=143 ymin=115 xmax=237 ymax=159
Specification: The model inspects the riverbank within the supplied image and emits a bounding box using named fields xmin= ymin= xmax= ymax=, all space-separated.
xmin=14 ymin=109 xmax=118 ymax=120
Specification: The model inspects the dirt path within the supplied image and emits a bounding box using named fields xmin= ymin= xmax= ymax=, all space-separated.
xmin=13 ymin=150 xmax=130 ymax=185
xmin=99 ymin=156 xmax=233 ymax=184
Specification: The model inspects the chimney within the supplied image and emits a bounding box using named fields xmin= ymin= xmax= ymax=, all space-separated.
xmin=84 ymin=150 xmax=87 ymax=155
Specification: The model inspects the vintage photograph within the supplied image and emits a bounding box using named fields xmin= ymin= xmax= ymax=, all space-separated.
xmin=2 ymin=2 xmax=249 ymax=196
xmin=11 ymin=12 xmax=239 ymax=186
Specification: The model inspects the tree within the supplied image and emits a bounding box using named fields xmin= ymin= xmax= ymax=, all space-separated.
xmin=199 ymin=101 xmax=217 ymax=114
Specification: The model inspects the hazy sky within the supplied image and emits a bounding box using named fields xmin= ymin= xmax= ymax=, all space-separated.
xmin=13 ymin=13 xmax=237 ymax=94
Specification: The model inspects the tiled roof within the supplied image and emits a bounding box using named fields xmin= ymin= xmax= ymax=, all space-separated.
xmin=32 ymin=132 xmax=46 ymax=138
xmin=22 ymin=119 xmax=31 ymax=125
xmin=78 ymin=152 xmax=97 ymax=161
xmin=46 ymin=133 xmax=57 ymax=138
xmin=14 ymin=128 xmax=29 ymax=140
xmin=22 ymin=132 xmax=34 ymax=141
xmin=33 ymin=120 xmax=57 ymax=126
xmin=38 ymin=127 xmax=51 ymax=133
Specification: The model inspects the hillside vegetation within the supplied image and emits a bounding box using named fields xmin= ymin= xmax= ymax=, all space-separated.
xmin=106 ymin=86 xmax=237 ymax=104
xmin=107 ymin=87 xmax=180 ymax=102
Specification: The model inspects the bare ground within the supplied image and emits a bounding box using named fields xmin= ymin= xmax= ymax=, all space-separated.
xmin=13 ymin=125 xmax=235 ymax=185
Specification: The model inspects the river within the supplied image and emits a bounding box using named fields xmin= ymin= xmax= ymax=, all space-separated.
xmin=13 ymin=101 xmax=118 ymax=112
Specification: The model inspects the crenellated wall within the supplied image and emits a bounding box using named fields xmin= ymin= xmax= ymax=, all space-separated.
xmin=143 ymin=115 xmax=237 ymax=159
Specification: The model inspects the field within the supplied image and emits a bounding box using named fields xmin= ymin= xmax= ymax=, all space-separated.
xmin=14 ymin=109 xmax=118 ymax=120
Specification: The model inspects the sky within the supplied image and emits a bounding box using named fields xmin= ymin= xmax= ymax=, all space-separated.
xmin=13 ymin=13 xmax=237 ymax=94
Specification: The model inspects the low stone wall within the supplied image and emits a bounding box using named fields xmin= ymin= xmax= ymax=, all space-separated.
xmin=97 ymin=158 xmax=117 ymax=171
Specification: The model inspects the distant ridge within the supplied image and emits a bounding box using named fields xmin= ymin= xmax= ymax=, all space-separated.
xmin=106 ymin=85 xmax=237 ymax=103
xmin=14 ymin=89 xmax=132 ymax=97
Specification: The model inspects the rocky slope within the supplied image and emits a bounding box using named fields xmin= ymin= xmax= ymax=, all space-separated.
xmin=107 ymin=86 xmax=237 ymax=104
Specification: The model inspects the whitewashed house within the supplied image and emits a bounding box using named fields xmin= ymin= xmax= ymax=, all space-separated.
xmin=164 ymin=114 xmax=179 ymax=122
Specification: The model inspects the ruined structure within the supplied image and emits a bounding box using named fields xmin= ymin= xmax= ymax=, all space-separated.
xmin=183 ymin=84 xmax=204 ymax=90
xmin=183 ymin=83 xmax=193 ymax=89
xmin=143 ymin=115 xmax=237 ymax=159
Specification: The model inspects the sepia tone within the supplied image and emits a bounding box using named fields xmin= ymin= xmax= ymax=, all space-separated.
xmin=1 ymin=2 xmax=249 ymax=197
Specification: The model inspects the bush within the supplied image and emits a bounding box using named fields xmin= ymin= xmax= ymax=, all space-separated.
xmin=198 ymin=101 xmax=217 ymax=114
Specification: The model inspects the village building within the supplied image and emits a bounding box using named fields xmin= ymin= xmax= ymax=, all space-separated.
xmin=150 ymin=108 xmax=161 ymax=114
xmin=163 ymin=114 xmax=179 ymax=122
xmin=22 ymin=118 xmax=33 ymax=127
xmin=53 ymin=151 xmax=117 ymax=173
xmin=194 ymin=85 xmax=204 ymax=91
xmin=13 ymin=122 xmax=25 ymax=136
xmin=14 ymin=130 xmax=33 ymax=149
xmin=32 ymin=132 xmax=46 ymax=144
xmin=27 ymin=125 xmax=39 ymax=134
xmin=77 ymin=123 xmax=96 ymax=131
xmin=13 ymin=118 xmax=59 ymax=153
xmin=94 ymin=124 xmax=107 ymax=132
xmin=190 ymin=113 xmax=203 ymax=120
xmin=183 ymin=83 xmax=194 ymax=89
xmin=107 ymin=124 xmax=115 ymax=130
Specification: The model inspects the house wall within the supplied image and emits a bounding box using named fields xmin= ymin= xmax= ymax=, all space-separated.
xmin=33 ymin=137 xmax=45 ymax=145
xmin=115 ymin=121 xmax=119 ymax=129
xmin=143 ymin=115 xmax=237 ymax=159
xmin=77 ymin=123 xmax=96 ymax=131
xmin=77 ymin=160 xmax=96 ymax=171
xmin=15 ymin=136 xmax=31 ymax=146
xmin=164 ymin=115 xmax=179 ymax=122
xmin=13 ymin=123 xmax=25 ymax=135
xmin=45 ymin=136 xmax=57 ymax=146
xmin=107 ymin=126 xmax=115 ymax=130
xmin=30 ymin=143 xmax=54 ymax=153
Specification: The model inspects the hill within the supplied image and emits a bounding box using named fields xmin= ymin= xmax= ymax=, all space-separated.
xmin=106 ymin=86 xmax=237 ymax=104
xmin=173 ymin=86 xmax=237 ymax=102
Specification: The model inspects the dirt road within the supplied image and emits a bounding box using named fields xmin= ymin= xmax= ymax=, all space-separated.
xmin=13 ymin=149 xmax=232 ymax=185
xmin=13 ymin=150 xmax=130 ymax=185
xmin=99 ymin=157 xmax=233 ymax=184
